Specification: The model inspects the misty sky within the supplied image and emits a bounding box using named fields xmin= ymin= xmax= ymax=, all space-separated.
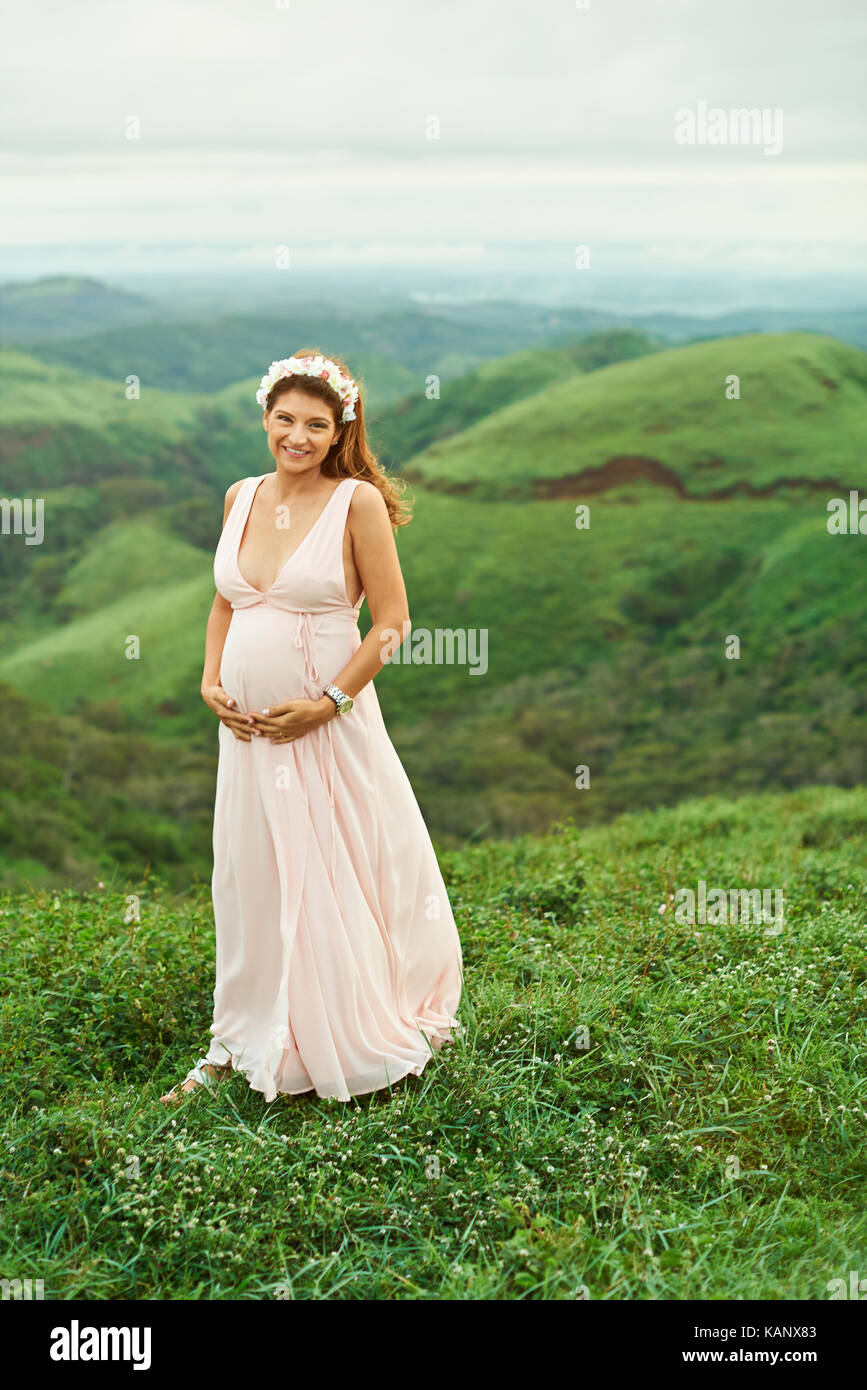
xmin=2 ymin=0 xmax=865 ymax=270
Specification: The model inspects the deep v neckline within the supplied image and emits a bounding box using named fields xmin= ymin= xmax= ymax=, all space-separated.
xmin=235 ymin=474 xmax=346 ymax=596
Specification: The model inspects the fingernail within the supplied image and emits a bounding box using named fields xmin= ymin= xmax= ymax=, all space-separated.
xmin=262 ymin=708 xmax=270 ymax=716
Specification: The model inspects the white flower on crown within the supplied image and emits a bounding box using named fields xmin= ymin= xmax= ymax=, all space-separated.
xmin=256 ymin=353 xmax=359 ymax=421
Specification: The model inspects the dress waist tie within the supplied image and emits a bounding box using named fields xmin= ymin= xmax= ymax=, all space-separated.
xmin=293 ymin=610 xmax=338 ymax=880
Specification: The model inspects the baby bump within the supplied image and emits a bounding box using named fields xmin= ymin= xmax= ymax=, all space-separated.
xmin=220 ymin=606 xmax=359 ymax=712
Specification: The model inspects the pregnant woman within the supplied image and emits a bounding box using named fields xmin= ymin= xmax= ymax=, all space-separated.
xmin=160 ymin=351 xmax=463 ymax=1105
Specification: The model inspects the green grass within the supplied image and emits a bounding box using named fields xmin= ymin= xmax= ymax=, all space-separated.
xmin=1 ymin=783 xmax=864 ymax=1298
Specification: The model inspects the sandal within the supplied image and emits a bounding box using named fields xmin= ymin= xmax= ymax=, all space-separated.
xmin=160 ymin=1058 xmax=232 ymax=1105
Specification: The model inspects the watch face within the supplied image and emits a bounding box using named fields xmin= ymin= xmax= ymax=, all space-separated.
xmin=339 ymin=697 xmax=353 ymax=715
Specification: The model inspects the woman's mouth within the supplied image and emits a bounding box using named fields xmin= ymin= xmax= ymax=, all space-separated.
xmin=283 ymin=446 xmax=309 ymax=457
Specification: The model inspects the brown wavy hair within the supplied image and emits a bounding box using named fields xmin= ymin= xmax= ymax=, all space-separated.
xmin=263 ymin=347 xmax=411 ymax=527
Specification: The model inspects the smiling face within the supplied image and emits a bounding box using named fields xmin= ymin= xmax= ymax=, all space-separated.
xmin=263 ymin=387 xmax=342 ymax=474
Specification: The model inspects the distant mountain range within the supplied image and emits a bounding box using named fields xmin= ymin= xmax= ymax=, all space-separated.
xmin=3 ymin=277 xmax=867 ymax=392
xmin=0 ymin=275 xmax=156 ymax=340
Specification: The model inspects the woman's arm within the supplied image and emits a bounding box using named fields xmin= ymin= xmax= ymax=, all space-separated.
xmin=249 ymin=482 xmax=411 ymax=739
xmin=201 ymin=482 xmax=258 ymax=740
xmin=320 ymin=480 xmax=411 ymax=703
xmin=201 ymin=592 xmax=233 ymax=692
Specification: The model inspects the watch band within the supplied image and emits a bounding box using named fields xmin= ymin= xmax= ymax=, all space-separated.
xmin=323 ymin=682 xmax=353 ymax=715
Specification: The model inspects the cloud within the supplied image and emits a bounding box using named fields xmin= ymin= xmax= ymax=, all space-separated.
xmin=2 ymin=0 xmax=865 ymax=249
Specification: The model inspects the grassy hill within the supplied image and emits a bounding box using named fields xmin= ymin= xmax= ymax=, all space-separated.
xmin=403 ymin=332 xmax=867 ymax=497
xmin=0 ymin=482 xmax=854 ymax=739
xmin=2 ymin=784 xmax=864 ymax=1297
xmin=371 ymin=329 xmax=657 ymax=467
xmin=0 ymin=328 xmax=659 ymax=506
xmin=0 ymin=344 xmax=423 ymax=513
xmin=0 ymin=349 xmax=210 ymax=495
xmin=0 ymin=325 xmax=659 ymax=624
xmin=57 ymin=520 xmax=209 ymax=615
xmin=387 ymin=492 xmax=867 ymax=838
xmin=0 ymin=681 xmax=216 ymax=891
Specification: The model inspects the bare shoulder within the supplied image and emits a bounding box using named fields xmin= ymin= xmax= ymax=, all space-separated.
xmin=346 ymin=478 xmax=388 ymax=519
xmin=222 ymin=478 xmax=247 ymax=526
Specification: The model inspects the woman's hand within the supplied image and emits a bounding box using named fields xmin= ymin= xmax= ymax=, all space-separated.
xmin=201 ymin=682 xmax=257 ymax=741
xmin=247 ymin=696 xmax=336 ymax=744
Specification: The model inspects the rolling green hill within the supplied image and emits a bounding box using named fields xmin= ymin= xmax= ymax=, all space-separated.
xmin=0 ymin=570 xmax=214 ymax=737
xmin=370 ymin=329 xmax=657 ymax=468
xmin=0 ymin=349 xmax=211 ymax=495
xmin=13 ymin=317 xmax=419 ymax=405
xmin=403 ymin=332 xmax=867 ymax=497
xmin=0 ymin=328 xmax=658 ymax=504
xmin=1 ymin=329 xmax=865 ymax=883
xmin=1 ymin=486 xmax=863 ymax=868
xmin=11 ymin=308 xmax=515 ymax=396
xmin=0 ymin=680 xmax=216 ymax=889
xmin=5 ymin=330 xmax=861 ymax=507
xmin=0 ymin=345 xmax=419 ymax=507
xmin=0 ymin=327 xmax=660 ymax=627
xmin=57 ymin=520 xmax=209 ymax=616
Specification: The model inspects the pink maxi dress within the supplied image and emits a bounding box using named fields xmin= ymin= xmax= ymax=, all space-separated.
xmin=200 ymin=473 xmax=464 ymax=1101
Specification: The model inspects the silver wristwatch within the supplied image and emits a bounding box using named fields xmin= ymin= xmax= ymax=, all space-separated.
xmin=323 ymin=682 xmax=354 ymax=716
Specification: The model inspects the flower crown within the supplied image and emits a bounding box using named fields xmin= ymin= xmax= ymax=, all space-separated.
xmin=255 ymin=354 xmax=359 ymax=422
